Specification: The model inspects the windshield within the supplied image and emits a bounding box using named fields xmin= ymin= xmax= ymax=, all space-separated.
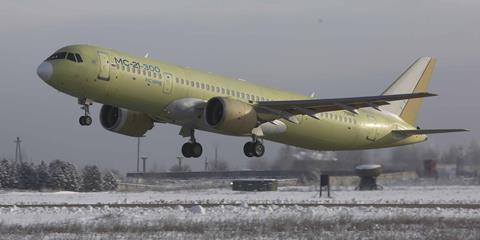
xmin=46 ymin=52 xmax=67 ymax=61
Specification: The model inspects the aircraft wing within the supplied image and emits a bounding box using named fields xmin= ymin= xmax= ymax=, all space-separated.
xmin=391 ymin=129 xmax=469 ymax=136
xmin=256 ymin=92 xmax=436 ymax=123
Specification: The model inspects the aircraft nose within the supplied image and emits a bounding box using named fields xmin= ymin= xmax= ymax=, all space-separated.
xmin=37 ymin=61 xmax=53 ymax=81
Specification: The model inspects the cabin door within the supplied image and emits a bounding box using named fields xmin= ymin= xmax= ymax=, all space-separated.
xmin=97 ymin=52 xmax=111 ymax=81
xmin=163 ymin=72 xmax=173 ymax=94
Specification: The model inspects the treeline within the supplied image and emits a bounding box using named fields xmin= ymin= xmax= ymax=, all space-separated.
xmin=247 ymin=139 xmax=480 ymax=172
xmin=0 ymin=159 xmax=119 ymax=192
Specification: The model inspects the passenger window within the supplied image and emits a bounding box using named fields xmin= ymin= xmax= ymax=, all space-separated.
xmin=46 ymin=52 xmax=67 ymax=60
xmin=127 ymin=66 xmax=130 ymax=72
xmin=181 ymin=79 xmax=185 ymax=84
xmin=191 ymin=81 xmax=195 ymax=87
xmin=201 ymin=83 xmax=205 ymax=89
xmin=122 ymin=65 xmax=125 ymax=71
xmin=241 ymin=93 xmax=245 ymax=99
xmin=154 ymin=72 xmax=158 ymax=78
xmin=196 ymin=82 xmax=200 ymax=88
xmin=74 ymin=53 xmax=83 ymax=63
xmin=246 ymin=94 xmax=250 ymax=99
xmin=216 ymin=86 xmax=220 ymax=93
xmin=142 ymin=70 xmax=146 ymax=75
xmin=221 ymin=88 xmax=225 ymax=94
xmin=148 ymin=71 xmax=151 ymax=77
xmin=67 ymin=53 xmax=76 ymax=62
xmin=226 ymin=89 xmax=230 ymax=95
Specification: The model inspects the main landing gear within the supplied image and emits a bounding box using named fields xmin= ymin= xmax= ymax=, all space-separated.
xmin=78 ymin=98 xmax=92 ymax=126
xmin=181 ymin=129 xmax=203 ymax=158
xmin=243 ymin=135 xmax=265 ymax=158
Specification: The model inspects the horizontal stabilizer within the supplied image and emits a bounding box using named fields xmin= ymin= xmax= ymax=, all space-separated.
xmin=392 ymin=129 xmax=469 ymax=136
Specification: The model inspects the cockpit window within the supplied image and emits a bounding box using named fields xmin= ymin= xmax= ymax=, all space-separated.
xmin=46 ymin=52 xmax=67 ymax=61
xmin=75 ymin=53 xmax=83 ymax=63
xmin=67 ymin=53 xmax=76 ymax=62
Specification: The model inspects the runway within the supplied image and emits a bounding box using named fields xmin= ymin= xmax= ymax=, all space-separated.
xmin=1 ymin=202 xmax=480 ymax=209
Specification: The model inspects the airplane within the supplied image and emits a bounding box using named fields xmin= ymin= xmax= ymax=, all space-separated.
xmin=36 ymin=45 xmax=467 ymax=158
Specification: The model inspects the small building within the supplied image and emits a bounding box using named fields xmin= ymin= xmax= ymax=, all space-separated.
xmin=231 ymin=179 xmax=278 ymax=191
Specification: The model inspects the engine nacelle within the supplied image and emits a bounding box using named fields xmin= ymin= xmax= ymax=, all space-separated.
xmin=204 ymin=97 xmax=257 ymax=135
xmin=100 ymin=105 xmax=154 ymax=137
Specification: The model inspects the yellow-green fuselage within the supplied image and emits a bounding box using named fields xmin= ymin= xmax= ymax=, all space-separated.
xmin=42 ymin=45 xmax=426 ymax=150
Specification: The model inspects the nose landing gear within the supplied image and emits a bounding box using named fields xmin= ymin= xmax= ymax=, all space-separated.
xmin=181 ymin=128 xmax=203 ymax=158
xmin=243 ymin=135 xmax=265 ymax=157
xmin=78 ymin=98 xmax=92 ymax=126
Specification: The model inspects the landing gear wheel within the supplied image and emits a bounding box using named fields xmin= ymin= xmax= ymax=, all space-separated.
xmin=79 ymin=116 xmax=92 ymax=126
xmin=79 ymin=116 xmax=85 ymax=126
xmin=182 ymin=142 xmax=203 ymax=158
xmin=83 ymin=116 xmax=92 ymax=126
xmin=182 ymin=143 xmax=193 ymax=158
xmin=78 ymin=98 xmax=92 ymax=126
xmin=252 ymin=141 xmax=265 ymax=157
xmin=243 ymin=140 xmax=265 ymax=158
xmin=191 ymin=143 xmax=203 ymax=158
xmin=243 ymin=142 xmax=254 ymax=157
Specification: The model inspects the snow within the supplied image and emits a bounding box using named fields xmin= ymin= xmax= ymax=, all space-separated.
xmin=0 ymin=202 xmax=479 ymax=226
xmin=189 ymin=205 xmax=206 ymax=214
xmin=1 ymin=185 xmax=479 ymax=239
xmin=0 ymin=185 xmax=479 ymax=205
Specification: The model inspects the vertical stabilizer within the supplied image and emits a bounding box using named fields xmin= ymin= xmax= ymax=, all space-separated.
xmin=381 ymin=57 xmax=436 ymax=125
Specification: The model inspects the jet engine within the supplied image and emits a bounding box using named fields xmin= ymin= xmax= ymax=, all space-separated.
xmin=100 ymin=105 xmax=154 ymax=137
xmin=204 ymin=97 xmax=257 ymax=135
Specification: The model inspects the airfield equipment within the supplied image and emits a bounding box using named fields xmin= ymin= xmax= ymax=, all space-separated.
xmin=355 ymin=164 xmax=383 ymax=190
xmin=319 ymin=174 xmax=331 ymax=197
xmin=231 ymin=179 xmax=278 ymax=191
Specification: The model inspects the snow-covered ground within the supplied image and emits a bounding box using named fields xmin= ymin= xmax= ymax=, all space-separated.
xmin=0 ymin=185 xmax=479 ymax=205
xmin=1 ymin=185 xmax=479 ymax=239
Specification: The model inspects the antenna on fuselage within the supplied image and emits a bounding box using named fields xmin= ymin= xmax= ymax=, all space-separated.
xmin=310 ymin=92 xmax=316 ymax=98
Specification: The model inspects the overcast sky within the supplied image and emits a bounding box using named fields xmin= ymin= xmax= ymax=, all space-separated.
xmin=0 ymin=0 xmax=478 ymax=173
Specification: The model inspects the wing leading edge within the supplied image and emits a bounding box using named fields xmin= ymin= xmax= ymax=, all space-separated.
xmin=392 ymin=129 xmax=469 ymax=136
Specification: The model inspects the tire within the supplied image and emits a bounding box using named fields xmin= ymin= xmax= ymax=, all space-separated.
xmin=253 ymin=141 xmax=265 ymax=157
xmin=84 ymin=116 xmax=92 ymax=126
xmin=243 ymin=142 xmax=254 ymax=157
xmin=79 ymin=116 xmax=85 ymax=126
xmin=182 ymin=143 xmax=193 ymax=158
xmin=191 ymin=143 xmax=203 ymax=158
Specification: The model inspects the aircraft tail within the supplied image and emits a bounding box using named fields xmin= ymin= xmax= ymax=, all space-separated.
xmin=381 ymin=57 xmax=436 ymax=125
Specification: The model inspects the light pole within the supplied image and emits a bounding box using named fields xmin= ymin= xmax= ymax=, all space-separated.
xmin=141 ymin=156 xmax=148 ymax=173
xmin=136 ymin=137 xmax=140 ymax=172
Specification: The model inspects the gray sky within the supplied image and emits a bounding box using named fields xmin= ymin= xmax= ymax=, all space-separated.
xmin=0 ymin=0 xmax=478 ymax=173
